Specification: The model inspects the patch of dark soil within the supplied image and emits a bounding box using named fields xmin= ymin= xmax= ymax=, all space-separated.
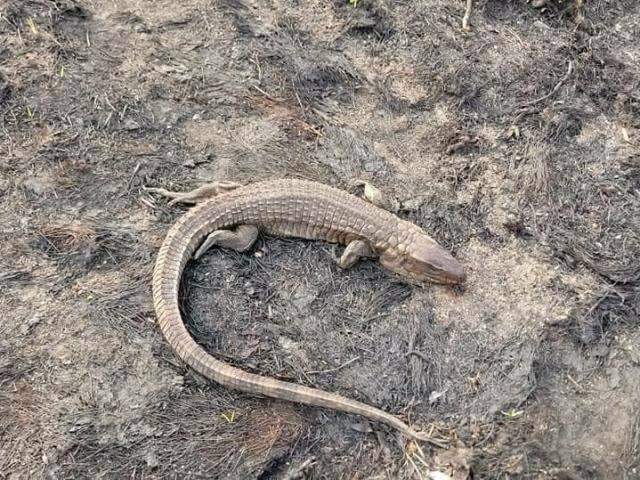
xmin=182 ymin=238 xmax=418 ymax=401
xmin=527 ymin=321 xmax=640 ymax=478
xmin=261 ymin=32 xmax=361 ymax=111
xmin=32 ymin=221 xmax=146 ymax=272
xmin=315 ymin=125 xmax=391 ymax=180
xmin=566 ymin=284 xmax=639 ymax=346
xmin=0 ymin=340 xmax=41 ymax=475
xmin=59 ymin=392 xmax=305 ymax=479
xmin=0 ymin=71 xmax=11 ymax=105
xmin=334 ymin=0 xmax=395 ymax=40
xmin=88 ymin=270 xmax=154 ymax=333
xmin=407 ymin=190 xmax=490 ymax=250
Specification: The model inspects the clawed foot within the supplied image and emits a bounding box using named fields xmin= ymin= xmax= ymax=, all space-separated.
xmin=144 ymin=181 xmax=242 ymax=206
xmin=194 ymin=225 xmax=258 ymax=259
xmin=331 ymin=240 xmax=375 ymax=269
xmin=403 ymin=428 xmax=448 ymax=448
xmin=349 ymin=179 xmax=400 ymax=213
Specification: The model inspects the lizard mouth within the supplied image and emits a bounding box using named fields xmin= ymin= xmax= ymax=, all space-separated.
xmin=380 ymin=249 xmax=466 ymax=286
xmin=406 ymin=265 xmax=465 ymax=285
xmin=431 ymin=259 xmax=466 ymax=285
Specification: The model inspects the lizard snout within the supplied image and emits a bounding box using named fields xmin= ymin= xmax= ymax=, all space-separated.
xmin=380 ymin=241 xmax=466 ymax=285
xmin=436 ymin=254 xmax=466 ymax=284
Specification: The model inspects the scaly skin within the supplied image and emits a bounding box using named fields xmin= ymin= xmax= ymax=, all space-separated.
xmin=151 ymin=179 xmax=465 ymax=442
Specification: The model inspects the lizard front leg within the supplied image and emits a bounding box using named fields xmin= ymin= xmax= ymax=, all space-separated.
xmin=335 ymin=239 xmax=375 ymax=269
xmin=145 ymin=181 xmax=242 ymax=206
xmin=349 ymin=179 xmax=399 ymax=213
xmin=195 ymin=225 xmax=259 ymax=259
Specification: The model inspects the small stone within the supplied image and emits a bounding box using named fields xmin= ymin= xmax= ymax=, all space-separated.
xmin=606 ymin=367 xmax=621 ymax=389
xmin=428 ymin=473 xmax=452 ymax=480
xmin=401 ymin=197 xmax=425 ymax=212
xmin=363 ymin=159 xmax=386 ymax=173
xmin=145 ymin=451 xmax=160 ymax=469
xmin=123 ymin=118 xmax=140 ymax=130
xmin=429 ymin=389 xmax=447 ymax=405
xmin=20 ymin=315 xmax=41 ymax=335
xmin=291 ymin=287 xmax=317 ymax=309
xmin=22 ymin=176 xmax=54 ymax=195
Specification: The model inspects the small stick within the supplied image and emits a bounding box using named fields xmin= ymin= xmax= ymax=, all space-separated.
xmin=406 ymin=350 xmax=430 ymax=362
xmin=521 ymin=60 xmax=573 ymax=107
xmin=446 ymin=135 xmax=477 ymax=155
xmin=462 ymin=0 xmax=473 ymax=31
xmin=138 ymin=197 xmax=155 ymax=210
xmin=252 ymin=85 xmax=274 ymax=100
xmin=404 ymin=451 xmax=424 ymax=480
xmin=567 ymin=374 xmax=584 ymax=392
xmin=126 ymin=161 xmax=141 ymax=192
xmin=306 ymin=356 xmax=360 ymax=375
xmin=281 ymin=458 xmax=315 ymax=480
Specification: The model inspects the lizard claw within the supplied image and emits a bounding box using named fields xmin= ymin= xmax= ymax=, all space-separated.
xmin=330 ymin=244 xmax=343 ymax=266
xmin=348 ymin=179 xmax=399 ymax=213
xmin=145 ymin=181 xmax=242 ymax=206
xmin=404 ymin=429 xmax=448 ymax=448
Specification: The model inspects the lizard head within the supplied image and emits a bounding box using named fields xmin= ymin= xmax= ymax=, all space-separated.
xmin=379 ymin=234 xmax=466 ymax=285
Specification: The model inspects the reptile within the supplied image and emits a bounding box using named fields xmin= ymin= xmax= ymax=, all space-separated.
xmin=147 ymin=179 xmax=465 ymax=442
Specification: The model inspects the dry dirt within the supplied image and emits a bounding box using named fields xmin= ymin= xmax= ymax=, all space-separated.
xmin=1 ymin=0 xmax=639 ymax=479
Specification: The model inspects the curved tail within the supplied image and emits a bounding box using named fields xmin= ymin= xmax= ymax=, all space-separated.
xmin=152 ymin=202 xmax=428 ymax=442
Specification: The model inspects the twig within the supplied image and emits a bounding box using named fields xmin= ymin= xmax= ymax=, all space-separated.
xmin=475 ymin=422 xmax=495 ymax=448
xmin=138 ymin=197 xmax=156 ymax=210
xmin=567 ymin=374 xmax=584 ymax=392
xmin=583 ymin=285 xmax=614 ymax=319
xmin=404 ymin=450 xmax=425 ymax=480
xmin=252 ymin=85 xmax=274 ymax=100
xmin=126 ymin=162 xmax=141 ymax=193
xmin=249 ymin=55 xmax=262 ymax=81
xmin=521 ymin=60 xmax=573 ymax=107
xmin=292 ymin=81 xmax=305 ymax=112
xmin=406 ymin=350 xmax=430 ymax=363
xmin=462 ymin=0 xmax=473 ymax=31
xmin=306 ymin=356 xmax=360 ymax=375
xmin=445 ymin=134 xmax=478 ymax=155
xmin=281 ymin=457 xmax=316 ymax=480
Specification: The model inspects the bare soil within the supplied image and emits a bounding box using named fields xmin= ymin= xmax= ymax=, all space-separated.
xmin=1 ymin=0 xmax=639 ymax=478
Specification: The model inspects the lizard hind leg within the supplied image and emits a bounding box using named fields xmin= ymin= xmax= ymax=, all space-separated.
xmin=145 ymin=181 xmax=242 ymax=206
xmin=194 ymin=224 xmax=259 ymax=260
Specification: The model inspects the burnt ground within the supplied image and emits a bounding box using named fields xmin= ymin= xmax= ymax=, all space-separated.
xmin=1 ymin=0 xmax=639 ymax=478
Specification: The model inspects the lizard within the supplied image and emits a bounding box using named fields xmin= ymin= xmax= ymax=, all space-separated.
xmin=146 ymin=178 xmax=466 ymax=442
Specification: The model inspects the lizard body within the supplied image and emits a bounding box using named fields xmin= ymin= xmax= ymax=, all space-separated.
xmin=150 ymin=179 xmax=465 ymax=441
